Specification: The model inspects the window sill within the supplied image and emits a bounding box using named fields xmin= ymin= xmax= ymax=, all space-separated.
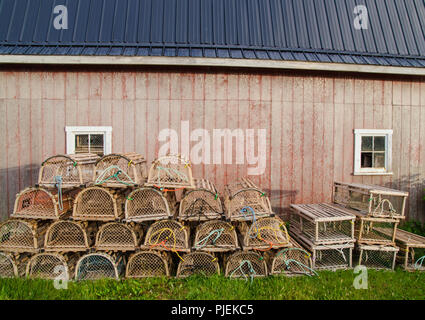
xmin=353 ymin=172 xmax=393 ymax=176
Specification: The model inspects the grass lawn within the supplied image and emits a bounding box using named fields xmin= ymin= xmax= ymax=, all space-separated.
xmin=0 ymin=268 xmax=424 ymax=300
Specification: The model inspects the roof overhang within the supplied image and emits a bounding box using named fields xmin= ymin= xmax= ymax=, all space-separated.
xmin=0 ymin=55 xmax=424 ymax=76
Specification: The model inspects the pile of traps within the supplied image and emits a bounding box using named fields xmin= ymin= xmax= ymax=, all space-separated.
xmin=0 ymin=150 xmax=421 ymax=281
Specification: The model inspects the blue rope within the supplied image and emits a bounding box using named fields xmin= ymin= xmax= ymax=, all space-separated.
xmin=95 ymin=165 xmax=136 ymax=186
xmin=414 ymin=255 xmax=425 ymax=270
xmin=240 ymin=206 xmax=259 ymax=239
xmin=277 ymin=248 xmax=318 ymax=277
xmin=156 ymin=166 xmax=189 ymax=183
xmin=229 ymin=260 xmax=256 ymax=283
xmin=54 ymin=176 xmax=63 ymax=211
xmin=194 ymin=228 xmax=224 ymax=249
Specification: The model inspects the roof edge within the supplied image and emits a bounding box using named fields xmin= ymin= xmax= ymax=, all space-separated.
xmin=0 ymin=55 xmax=424 ymax=76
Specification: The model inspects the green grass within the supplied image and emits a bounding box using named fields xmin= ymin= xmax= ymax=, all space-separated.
xmin=1 ymin=268 xmax=425 ymax=300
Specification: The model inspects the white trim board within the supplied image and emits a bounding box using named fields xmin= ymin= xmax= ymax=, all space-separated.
xmin=1 ymin=55 xmax=425 ymax=76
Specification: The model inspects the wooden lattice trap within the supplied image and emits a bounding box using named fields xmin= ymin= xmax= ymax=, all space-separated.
xmin=75 ymin=252 xmax=124 ymax=281
xmin=0 ymin=220 xmax=47 ymax=253
xmin=72 ymin=187 xmax=125 ymax=221
xmin=357 ymin=244 xmax=399 ymax=270
xmin=178 ymin=179 xmax=223 ymax=221
xmin=93 ymin=152 xmax=147 ymax=188
xmin=225 ymin=251 xmax=268 ymax=279
xmin=145 ymin=154 xmax=195 ymax=189
xmin=124 ymin=187 xmax=173 ymax=222
xmin=176 ymin=252 xmax=220 ymax=278
xmin=289 ymin=203 xmax=356 ymax=245
xmin=354 ymin=213 xmax=399 ymax=245
xmin=26 ymin=252 xmax=78 ymax=280
xmin=95 ymin=222 xmax=143 ymax=252
xmin=12 ymin=187 xmax=74 ymax=220
xmin=44 ymin=221 xmax=91 ymax=252
xmin=0 ymin=252 xmax=18 ymax=278
xmin=268 ymin=239 xmax=316 ymax=277
xmin=142 ymin=220 xmax=190 ymax=253
xmin=224 ymin=178 xmax=273 ymax=221
xmin=238 ymin=217 xmax=291 ymax=251
xmin=126 ymin=251 xmax=171 ymax=278
xmin=333 ymin=181 xmax=408 ymax=219
xmin=193 ymin=220 xmax=239 ymax=252
xmin=38 ymin=153 xmax=100 ymax=189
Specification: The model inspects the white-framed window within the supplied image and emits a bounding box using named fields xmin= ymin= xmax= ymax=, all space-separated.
xmin=353 ymin=129 xmax=393 ymax=176
xmin=65 ymin=126 xmax=112 ymax=156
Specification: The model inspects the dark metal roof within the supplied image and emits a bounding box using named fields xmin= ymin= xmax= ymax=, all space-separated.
xmin=0 ymin=0 xmax=424 ymax=67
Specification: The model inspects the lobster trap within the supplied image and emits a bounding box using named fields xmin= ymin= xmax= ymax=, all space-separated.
xmin=44 ymin=221 xmax=91 ymax=252
xmin=12 ymin=187 xmax=73 ymax=220
xmin=390 ymin=229 xmax=425 ymax=271
xmin=0 ymin=252 xmax=18 ymax=278
xmin=142 ymin=220 xmax=190 ymax=253
xmin=333 ymin=181 xmax=408 ymax=219
xmin=269 ymin=239 xmax=316 ymax=277
xmin=0 ymin=220 xmax=47 ymax=253
xmin=72 ymin=187 xmax=125 ymax=221
xmin=95 ymin=222 xmax=142 ymax=252
xmin=193 ymin=220 xmax=239 ymax=252
xmin=176 ymin=252 xmax=219 ymax=278
xmin=75 ymin=252 xmax=124 ymax=281
xmin=93 ymin=153 xmax=147 ymax=188
xmin=145 ymin=154 xmax=195 ymax=189
xmin=26 ymin=252 xmax=78 ymax=280
xmin=238 ymin=217 xmax=291 ymax=250
xmin=124 ymin=187 xmax=172 ymax=222
xmin=357 ymin=244 xmax=398 ymax=270
xmin=224 ymin=178 xmax=272 ymax=221
xmin=178 ymin=179 xmax=223 ymax=221
xmin=38 ymin=153 xmax=99 ymax=189
xmin=289 ymin=203 xmax=356 ymax=245
xmin=126 ymin=251 xmax=171 ymax=278
xmin=225 ymin=251 xmax=268 ymax=279
xmin=355 ymin=215 xmax=399 ymax=245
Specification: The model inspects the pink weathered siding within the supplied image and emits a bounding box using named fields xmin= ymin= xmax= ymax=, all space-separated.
xmin=0 ymin=67 xmax=424 ymax=222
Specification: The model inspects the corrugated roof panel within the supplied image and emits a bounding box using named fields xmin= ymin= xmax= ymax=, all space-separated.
xmin=344 ymin=0 xmax=366 ymax=52
xmin=164 ymin=47 xmax=176 ymax=56
xmin=258 ymin=0 xmax=275 ymax=47
xmin=243 ymin=49 xmax=256 ymax=59
xmin=212 ymin=0 xmax=225 ymax=45
xmin=236 ymin=0 xmax=250 ymax=46
xmin=7 ymin=0 xmax=25 ymax=42
xmin=385 ymin=0 xmax=409 ymax=55
xmin=314 ymin=0 xmax=334 ymax=50
xmin=230 ymin=49 xmax=243 ymax=59
xmin=0 ymin=0 xmax=14 ymax=41
xmin=86 ymin=0 xmax=103 ymax=43
xmin=323 ymin=0 xmax=344 ymax=51
xmin=191 ymin=47 xmax=203 ymax=57
xmin=333 ymin=0 xmax=356 ymax=52
xmin=33 ymin=0 xmax=54 ymax=42
xmin=200 ymin=0 xmax=213 ymax=44
xmin=394 ymin=0 xmax=420 ymax=55
xmin=292 ymin=0 xmax=310 ymax=48
xmin=123 ymin=0 xmax=139 ymax=43
xmin=364 ymin=0 xmax=388 ymax=54
xmin=178 ymin=47 xmax=189 ymax=57
xmin=246 ymin=0 xmax=262 ymax=46
xmin=60 ymin=0 xmax=78 ymax=43
xmin=72 ymin=0 xmax=90 ymax=42
xmin=223 ymin=0 xmax=237 ymax=45
xmin=175 ymin=0 xmax=188 ymax=44
xmin=269 ymin=0 xmax=286 ymax=47
xmin=151 ymin=47 xmax=162 ymax=56
xmin=188 ymin=0 xmax=200 ymax=43
xmin=163 ymin=0 xmax=176 ymax=43
xmin=405 ymin=0 xmax=425 ymax=55
xmin=112 ymin=0 xmax=128 ymax=43
xmin=204 ymin=48 xmax=216 ymax=58
xmin=281 ymin=0 xmax=298 ymax=48
xmin=303 ymin=0 xmax=323 ymax=49
xmin=217 ymin=48 xmax=230 ymax=58
xmin=356 ymin=0 xmax=378 ymax=54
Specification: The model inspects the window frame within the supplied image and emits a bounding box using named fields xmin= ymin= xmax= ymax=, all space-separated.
xmin=65 ymin=126 xmax=112 ymax=155
xmin=353 ymin=129 xmax=393 ymax=176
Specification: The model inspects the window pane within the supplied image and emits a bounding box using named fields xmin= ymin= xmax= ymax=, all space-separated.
xmin=374 ymin=136 xmax=385 ymax=151
xmin=75 ymin=134 xmax=89 ymax=153
xmin=373 ymin=153 xmax=385 ymax=168
xmin=361 ymin=152 xmax=373 ymax=168
xmin=361 ymin=136 xmax=373 ymax=151
xmin=89 ymin=134 xmax=104 ymax=156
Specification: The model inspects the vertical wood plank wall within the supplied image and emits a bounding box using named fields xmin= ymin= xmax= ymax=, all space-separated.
xmin=0 ymin=68 xmax=424 ymax=222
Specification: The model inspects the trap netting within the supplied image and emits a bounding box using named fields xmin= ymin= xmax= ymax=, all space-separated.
xmin=0 ymin=252 xmax=18 ymax=278
xmin=193 ymin=220 xmax=238 ymax=252
xmin=357 ymin=244 xmax=398 ymax=270
xmin=178 ymin=179 xmax=223 ymax=221
xmin=95 ymin=222 xmax=142 ymax=252
xmin=44 ymin=221 xmax=90 ymax=252
xmin=176 ymin=252 xmax=219 ymax=278
xmin=225 ymin=251 xmax=268 ymax=279
xmin=224 ymin=178 xmax=272 ymax=221
xmin=0 ymin=220 xmax=47 ymax=253
xmin=73 ymin=187 xmax=125 ymax=221
xmin=333 ymin=182 xmax=408 ymax=219
xmin=356 ymin=217 xmax=398 ymax=245
xmin=145 ymin=154 xmax=195 ymax=189
xmin=125 ymin=188 xmax=172 ymax=222
xmin=290 ymin=204 xmax=355 ymax=245
xmin=239 ymin=217 xmax=291 ymax=250
xmin=392 ymin=229 xmax=425 ymax=271
xmin=143 ymin=220 xmax=190 ymax=253
xmin=126 ymin=251 xmax=170 ymax=278
xmin=38 ymin=154 xmax=99 ymax=189
xmin=94 ymin=153 xmax=147 ymax=188
xmin=307 ymin=242 xmax=354 ymax=270
xmin=75 ymin=252 xmax=124 ymax=281
xmin=270 ymin=239 xmax=316 ymax=277
xmin=12 ymin=187 xmax=73 ymax=220
xmin=26 ymin=253 xmax=78 ymax=280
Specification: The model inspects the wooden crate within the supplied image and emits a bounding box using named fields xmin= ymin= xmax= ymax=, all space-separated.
xmin=38 ymin=153 xmax=99 ymax=189
xmin=353 ymin=211 xmax=399 ymax=245
xmin=225 ymin=251 xmax=268 ymax=279
xmin=224 ymin=178 xmax=273 ymax=221
xmin=193 ymin=220 xmax=239 ymax=252
xmin=178 ymin=179 xmax=223 ymax=221
xmin=357 ymin=244 xmax=398 ymax=270
xmin=0 ymin=219 xmax=48 ymax=253
xmin=93 ymin=152 xmax=147 ymax=188
xmin=290 ymin=203 xmax=356 ymax=245
xmin=126 ymin=251 xmax=171 ymax=278
xmin=389 ymin=229 xmax=425 ymax=271
xmin=176 ymin=252 xmax=219 ymax=278
xmin=333 ymin=181 xmax=408 ymax=219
